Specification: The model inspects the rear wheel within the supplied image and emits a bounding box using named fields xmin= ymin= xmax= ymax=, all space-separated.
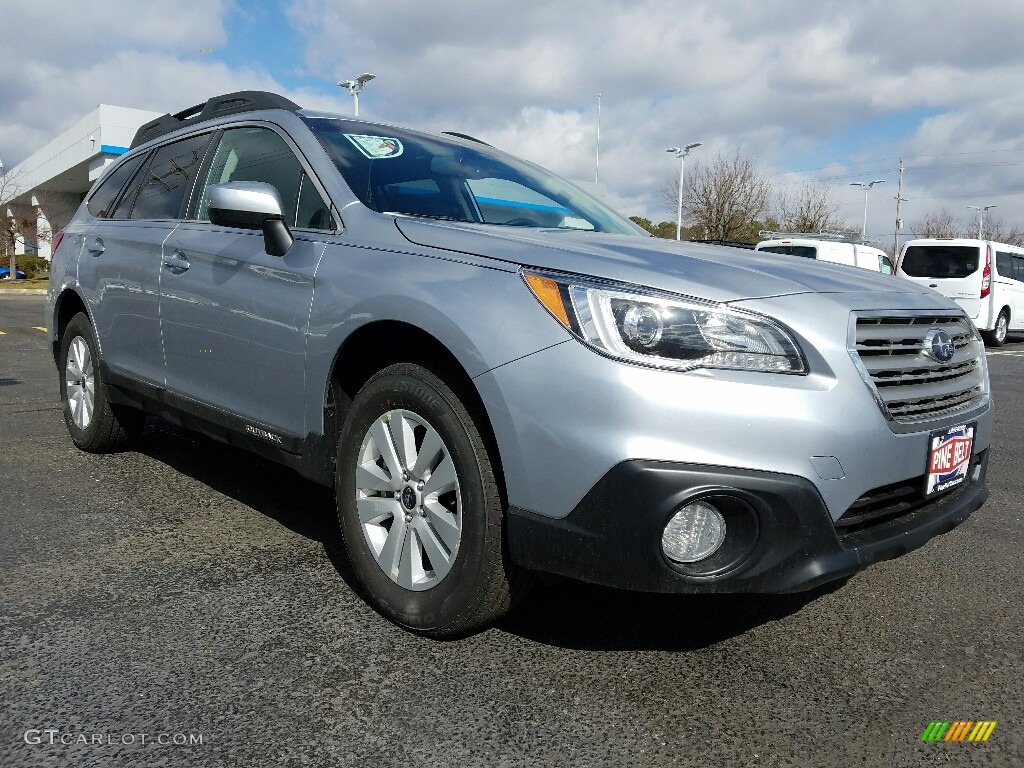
xmin=335 ymin=363 xmax=527 ymax=637
xmin=59 ymin=313 xmax=145 ymax=452
xmin=983 ymin=309 xmax=1009 ymax=347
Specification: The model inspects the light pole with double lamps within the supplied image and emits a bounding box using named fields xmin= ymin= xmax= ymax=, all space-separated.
xmin=850 ymin=179 xmax=886 ymax=239
xmin=666 ymin=143 xmax=701 ymax=241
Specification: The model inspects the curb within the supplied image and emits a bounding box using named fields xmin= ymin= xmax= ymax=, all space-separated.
xmin=0 ymin=289 xmax=47 ymax=295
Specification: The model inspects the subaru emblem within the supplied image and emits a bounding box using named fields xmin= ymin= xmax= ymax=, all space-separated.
xmin=924 ymin=329 xmax=956 ymax=363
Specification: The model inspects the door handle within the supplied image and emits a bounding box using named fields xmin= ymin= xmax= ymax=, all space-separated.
xmin=163 ymin=249 xmax=190 ymax=275
xmin=87 ymin=237 xmax=105 ymax=256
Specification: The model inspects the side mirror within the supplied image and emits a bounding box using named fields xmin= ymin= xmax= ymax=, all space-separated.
xmin=206 ymin=181 xmax=294 ymax=257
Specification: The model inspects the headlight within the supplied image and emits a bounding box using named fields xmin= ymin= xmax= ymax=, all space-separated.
xmin=523 ymin=270 xmax=806 ymax=374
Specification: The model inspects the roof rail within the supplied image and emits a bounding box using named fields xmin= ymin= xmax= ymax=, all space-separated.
xmin=441 ymin=131 xmax=493 ymax=146
xmin=130 ymin=91 xmax=302 ymax=149
xmin=757 ymin=230 xmax=880 ymax=246
xmin=689 ymin=239 xmax=756 ymax=250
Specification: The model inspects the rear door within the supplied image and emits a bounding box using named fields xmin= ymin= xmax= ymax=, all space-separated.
xmin=160 ymin=124 xmax=335 ymax=441
xmin=897 ymin=243 xmax=983 ymax=320
xmin=78 ymin=133 xmax=213 ymax=386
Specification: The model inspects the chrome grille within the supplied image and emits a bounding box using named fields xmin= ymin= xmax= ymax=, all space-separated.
xmin=853 ymin=314 xmax=986 ymax=423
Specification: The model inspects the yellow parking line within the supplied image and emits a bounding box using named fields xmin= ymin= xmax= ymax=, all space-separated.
xmin=33 ymin=326 xmax=47 ymax=332
xmin=0 ymin=330 xmax=5 ymax=335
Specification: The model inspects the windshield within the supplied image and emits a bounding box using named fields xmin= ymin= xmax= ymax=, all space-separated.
xmin=301 ymin=116 xmax=643 ymax=235
xmin=901 ymin=245 xmax=980 ymax=278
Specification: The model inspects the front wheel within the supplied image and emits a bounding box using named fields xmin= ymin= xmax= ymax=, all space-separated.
xmin=335 ymin=363 xmax=527 ymax=637
xmin=983 ymin=309 xmax=1009 ymax=347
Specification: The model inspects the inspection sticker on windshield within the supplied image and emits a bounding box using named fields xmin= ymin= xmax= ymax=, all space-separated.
xmin=925 ymin=423 xmax=974 ymax=496
xmin=344 ymin=134 xmax=403 ymax=159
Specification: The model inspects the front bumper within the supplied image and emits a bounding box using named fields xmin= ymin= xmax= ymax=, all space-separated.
xmin=507 ymin=453 xmax=989 ymax=593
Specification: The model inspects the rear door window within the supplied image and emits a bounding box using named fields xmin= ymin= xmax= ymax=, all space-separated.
xmin=996 ymin=251 xmax=1014 ymax=278
xmin=87 ymin=153 xmax=147 ymax=219
xmin=901 ymin=245 xmax=980 ymax=278
xmin=119 ymin=133 xmax=213 ymax=220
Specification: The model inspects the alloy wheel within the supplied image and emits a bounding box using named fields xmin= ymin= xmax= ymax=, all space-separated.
xmin=65 ymin=336 xmax=95 ymax=430
xmin=354 ymin=409 xmax=462 ymax=591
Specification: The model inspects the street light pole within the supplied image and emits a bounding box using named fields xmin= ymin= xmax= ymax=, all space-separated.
xmin=337 ymin=73 xmax=376 ymax=116
xmin=850 ymin=179 xmax=886 ymax=239
xmin=666 ymin=142 xmax=701 ymax=241
xmin=966 ymin=204 xmax=997 ymax=239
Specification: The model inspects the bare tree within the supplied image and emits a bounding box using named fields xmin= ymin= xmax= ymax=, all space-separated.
xmin=1 ymin=167 xmax=27 ymax=278
xmin=977 ymin=213 xmax=1024 ymax=246
xmin=664 ymin=150 xmax=773 ymax=242
xmin=774 ymin=183 xmax=847 ymax=233
xmin=911 ymin=208 xmax=961 ymax=239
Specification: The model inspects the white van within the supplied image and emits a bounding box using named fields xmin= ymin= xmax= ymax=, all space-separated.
xmin=895 ymin=238 xmax=1024 ymax=346
xmin=755 ymin=236 xmax=894 ymax=274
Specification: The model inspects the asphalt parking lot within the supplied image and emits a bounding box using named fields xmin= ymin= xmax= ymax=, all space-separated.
xmin=1 ymin=291 xmax=1022 ymax=768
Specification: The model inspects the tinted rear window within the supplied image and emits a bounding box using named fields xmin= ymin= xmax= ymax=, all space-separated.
xmin=126 ymin=133 xmax=213 ymax=220
xmin=760 ymin=245 xmax=817 ymax=259
xmin=996 ymin=251 xmax=1014 ymax=277
xmin=901 ymin=245 xmax=979 ymax=278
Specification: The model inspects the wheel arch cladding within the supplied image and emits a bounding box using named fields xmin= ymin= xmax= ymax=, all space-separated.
xmin=322 ymin=320 xmax=508 ymax=502
xmin=53 ymin=289 xmax=90 ymax=364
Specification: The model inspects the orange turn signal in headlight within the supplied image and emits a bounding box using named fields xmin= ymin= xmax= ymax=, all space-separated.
xmin=524 ymin=274 xmax=572 ymax=328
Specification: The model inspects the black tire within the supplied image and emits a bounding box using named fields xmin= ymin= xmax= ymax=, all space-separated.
xmin=335 ymin=362 xmax=528 ymax=637
xmin=982 ymin=309 xmax=1009 ymax=347
xmin=59 ymin=313 xmax=145 ymax=452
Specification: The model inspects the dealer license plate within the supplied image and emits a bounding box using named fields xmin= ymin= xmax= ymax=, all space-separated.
xmin=925 ymin=423 xmax=974 ymax=497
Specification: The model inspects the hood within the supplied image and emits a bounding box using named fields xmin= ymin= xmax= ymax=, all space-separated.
xmin=395 ymin=219 xmax=936 ymax=304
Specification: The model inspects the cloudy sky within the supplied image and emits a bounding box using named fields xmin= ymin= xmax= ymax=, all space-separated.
xmin=3 ymin=0 xmax=1023 ymax=241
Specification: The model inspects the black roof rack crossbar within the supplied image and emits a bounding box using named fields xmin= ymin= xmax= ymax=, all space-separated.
xmin=130 ymin=91 xmax=302 ymax=149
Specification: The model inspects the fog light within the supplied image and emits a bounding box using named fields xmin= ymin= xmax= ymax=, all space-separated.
xmin=662 ymin=501 xmax=727 ymax=563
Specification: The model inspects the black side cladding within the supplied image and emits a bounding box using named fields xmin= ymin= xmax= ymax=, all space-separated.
xmin=130 ymin=91 xmax=302 ymax=149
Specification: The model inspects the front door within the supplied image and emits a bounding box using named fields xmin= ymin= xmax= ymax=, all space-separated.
xmin=159 ymin=125 xmax=336 ymax=441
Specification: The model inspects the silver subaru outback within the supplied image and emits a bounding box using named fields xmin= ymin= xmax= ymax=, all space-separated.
xmin=46 ymin=91 xmax=991 ymax=636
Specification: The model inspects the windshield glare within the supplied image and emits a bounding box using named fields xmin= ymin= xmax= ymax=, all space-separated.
xmin=301 ymin=116 xmax=642 ymax=235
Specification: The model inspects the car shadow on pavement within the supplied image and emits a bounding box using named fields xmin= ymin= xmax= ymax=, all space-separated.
xmin=498 ymin=579 xmax=844 ymax=652
xmin=134 ymin=420 xmax=365 ymax=595
xmin=134 ymin=419 xmax=842 ymax=652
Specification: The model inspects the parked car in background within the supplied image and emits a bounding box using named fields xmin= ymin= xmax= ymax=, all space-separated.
xmin=756 ymin=234 xmax=893 ymax=274
xmin=895 ymin=238 xmax=1024 ymax=346
xmin=45 ymin=91 xmax=992 ymax=637
xmin=0 ymin=267 xmax=28 ymax=280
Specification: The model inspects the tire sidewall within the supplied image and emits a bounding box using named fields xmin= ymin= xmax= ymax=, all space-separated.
xmin=59 ymin=315 xmax=103 ymax=447
xmin=336 ymin=366 xmax=494 ymax=632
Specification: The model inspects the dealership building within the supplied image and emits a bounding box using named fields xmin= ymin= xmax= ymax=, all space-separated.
xmin=3 ymin=105 xmax=161 ymax=260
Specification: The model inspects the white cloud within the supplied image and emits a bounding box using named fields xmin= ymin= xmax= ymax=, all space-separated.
xmin=2 ymin=0 xmax=1023 ymax=234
